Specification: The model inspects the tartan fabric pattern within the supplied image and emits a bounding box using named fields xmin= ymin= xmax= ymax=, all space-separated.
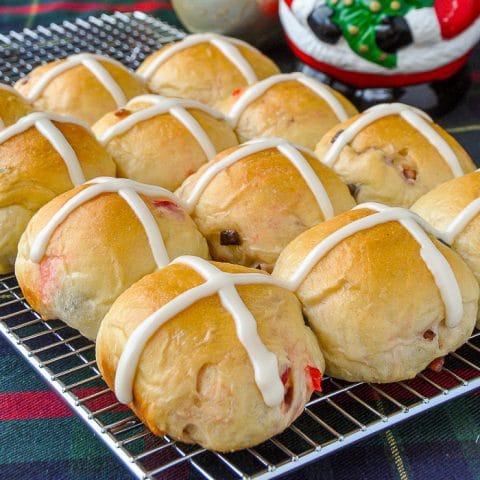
xmin=0 ymin=0 xmax=180 ymax=33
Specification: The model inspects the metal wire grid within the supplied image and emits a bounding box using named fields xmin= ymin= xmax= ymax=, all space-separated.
xmin=0 ymin=11 xmax=186 ymax=83
xmin=0 ymin=10 xmax=479 ymax=480
xmin=1 ymin=273 xmax=479 ymax=480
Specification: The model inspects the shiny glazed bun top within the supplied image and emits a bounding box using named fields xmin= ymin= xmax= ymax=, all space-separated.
xmin=0 ymin=112 xmax=115 ymax=273
xmin=15 ymin=53 xmax=147 ymax=125
xmin=15 ymin=177 xmax=209 ymax=340
xmin=412 ymin=170 xmax=480 ymax=328
xmin=219 ymin=72 xmax=358 ymax=149
xmin=176 ymin=138 xmax=355 ymax=272
xmin=273 ymin=203 xmax=478 ymax=383
xmin=315 ymin=103 xmax=475 ymax=207
xmin=0 ymin=83 xmax=34 ymax=128
xmin=93 ymin=94 xmax=238 ymax=191
xmin=136 ymin=33 xmax=280 ymax=108
xmin=96 ymin=256 xmax=324 ymax=452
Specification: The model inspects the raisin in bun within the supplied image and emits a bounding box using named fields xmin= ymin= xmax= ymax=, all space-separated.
xmin=175 ymin=138 xmax=355 ymax=272
xmin=315 ymin=103 xmax=475 ymax=208
xmin=15 ymin=178 xmax=209 ymax=340
xmin=0 ymin=83 xmax=34 ymax=128
xmin=219 ymin=73 xmax=357 ymax=149
xmin=15 ymin=54 xmax=146 ymax=125
xmin=411 ymin=171 xmax=480 ymax=328
xmin=0 ymin=112 xmax=115 ymax=274
xmin=92 ymin=94 xmax=238 ymax=191
xmin=136 ymin=33 xmax=280 ymax=108
xmin=96 ymin=256 xmax=324 ymax=452
xmin=273 ymin=203 xmax=478 ymax=383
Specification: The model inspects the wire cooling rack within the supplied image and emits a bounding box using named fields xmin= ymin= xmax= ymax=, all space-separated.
xmin=0 ymin=11 xmax=479 ymax=480
xmin=1 ymin=274 xmax=479 ymax=480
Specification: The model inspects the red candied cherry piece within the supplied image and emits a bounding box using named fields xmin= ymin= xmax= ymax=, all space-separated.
xmin=305 ymin=365 xmax=322 ymax=391
xmin=427 ymin=357 xmax=445 ymax=373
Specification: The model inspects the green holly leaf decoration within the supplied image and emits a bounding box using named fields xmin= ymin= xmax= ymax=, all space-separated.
xmin=326 ymin=0 xmax=434 ymax=68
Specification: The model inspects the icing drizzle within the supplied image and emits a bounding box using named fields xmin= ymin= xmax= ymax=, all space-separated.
xmin=114 ymin=255 xmax=286 ymax=407
xmin=25 ymin=53 xmax=135 ymax=106
xmin=286 ymin=202 xmax=463 ymax=329
xmin=99 ymin=94 xmax=224 ymax=161
xmin=140 ymin=33 xmax=259 ymax=84
xmin=0 ymin=112 xmax=88 ymax=186
xmin=443 ymin=195 xmax=480 ymax=245
xmin=322 ymin=103 xmax=464 ymax=177
xmin=29 ymin=177 xmax=185 ymax=268
xmin=183 ymin=138 xmax=335 ymax=220
xmin=227 ymin=72 xmax=350 ymax=127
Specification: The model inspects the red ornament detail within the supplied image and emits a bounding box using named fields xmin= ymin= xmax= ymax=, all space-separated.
xmin=259 ymin=0 xmax=279 ymax=17
xmin=284 ymin=0 xmax=293 ymax=7
xmin=434 ymin=0 xmax=480 ymax=39
xmin=286 ymin=34 xmax=471 ymax=88
xmin=305 ymin=365 xmax=322 ymax=391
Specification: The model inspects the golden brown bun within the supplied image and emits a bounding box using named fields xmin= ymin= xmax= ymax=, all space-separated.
xmin=273 ymin=208 xmax=478 ymax=383
xmin=92 ymin=96 xmax=238 ymax=191
xmin=315 ymin=110 xmax=475 ymax=208
xmin=15 ymin=183 xmax=209 ymax=340
xmin=15 ymin=57 xmax=147 ymax=125
xmin=96 ymin=261 xmax=324 ymax=451
xmin=0 ymin=118 xmax=115 ymax=273
xmin=176 ymin=143 xmax=355 ymax=272
xmin=219 ymin=77 xmax=358 ymax=149
xmin=411 ymin=170 xmax=480 ymax=328
xmin=137 ymin=39 xmax=280 ymax=108
xmin=0 ymin=85 xmax=34 ymax=127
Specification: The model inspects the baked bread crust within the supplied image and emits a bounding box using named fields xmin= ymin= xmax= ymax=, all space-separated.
xmin=0 ymin=116 xmax=115 ymax=273
xmin=0 ymin=84 xmax=34 ymax=127
xmin=315 ymin=104 xmax=475 ymax=207
xmin=137 ymin=37 xmax=280 ymax=108
xmin=272 ymin=207 xmax=478 ymax=383
xmin=176 ymin=141 xmax=355 ymax=271
xmin=96 ymin=260 xmax=324 ymax=452
xmin=92 ymin=95 xmax=238 ymax=191
xmin=15 ymin=182 xmax=209 ymax=339
xmin=219 ymin=74 xmax=357 ymax=149
xmin=15 ymin=55 xmax=147 ymax=125
xmin=412 ymin=171 xmax=480 ymax=328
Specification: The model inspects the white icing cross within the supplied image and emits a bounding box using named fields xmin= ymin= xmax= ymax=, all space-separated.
xmin=226 ymin=72 xmax=350 ymax=127
xmin=99 ymin=94 xmax=225 ymax=161
xmin=322 ymin=103 xmax=464 ymax=177
xmin=139 ymin=33 xmax=259 ymax=85
xmin=25 ymin=53 xmax=137 ymax=107
xmin=183 ymin=138 xmax=335 ymax=220
xmin=442 ymin=186 xmax=480 ymax=245
xmin=115 ymin=255 xmax=286 ymax=407
xmin=0 ymin=111 xmax=88 ymax=186
xmin=286 ymin=202 xmax=463 ymax=329
xmin=29 ymin=177 xmax=185 ymax=268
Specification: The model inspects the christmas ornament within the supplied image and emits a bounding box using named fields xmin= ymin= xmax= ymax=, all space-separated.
xmin=280 ymin=0 xmax=480 ymax=88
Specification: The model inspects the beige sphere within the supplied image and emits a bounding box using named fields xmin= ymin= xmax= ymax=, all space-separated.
xmin=92 ymin=95 xmax=238 ymax=191
xmin=15 ymin=54 xmax=147 ymax=125
xmin=0 ymin=84 xmax=34 ymax=128
xmin=219 ymin=73 xmax=358 ymax=149
xmin=0 ymin=112 xmax=115 ymax=273
xmin=136 ymin=34 xmax=280 ymax=108
xmin=315 ymin=103 xmax=475 ymax=207
xmin=176 ymin=139 xmax=355 ymax=272
xmin=96 ymin=260 xmax=324 ymax=452
xmin=15 ymin=179 xmax=209 ymax=340
xmin=273 ymin=207 xmax=478 ymax=383
xmin=412 ymin=170 xmax=480 ymax=328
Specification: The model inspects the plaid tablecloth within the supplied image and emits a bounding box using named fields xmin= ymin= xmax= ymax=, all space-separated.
xmin=0 ymin=3 xmax=479 ymax=480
